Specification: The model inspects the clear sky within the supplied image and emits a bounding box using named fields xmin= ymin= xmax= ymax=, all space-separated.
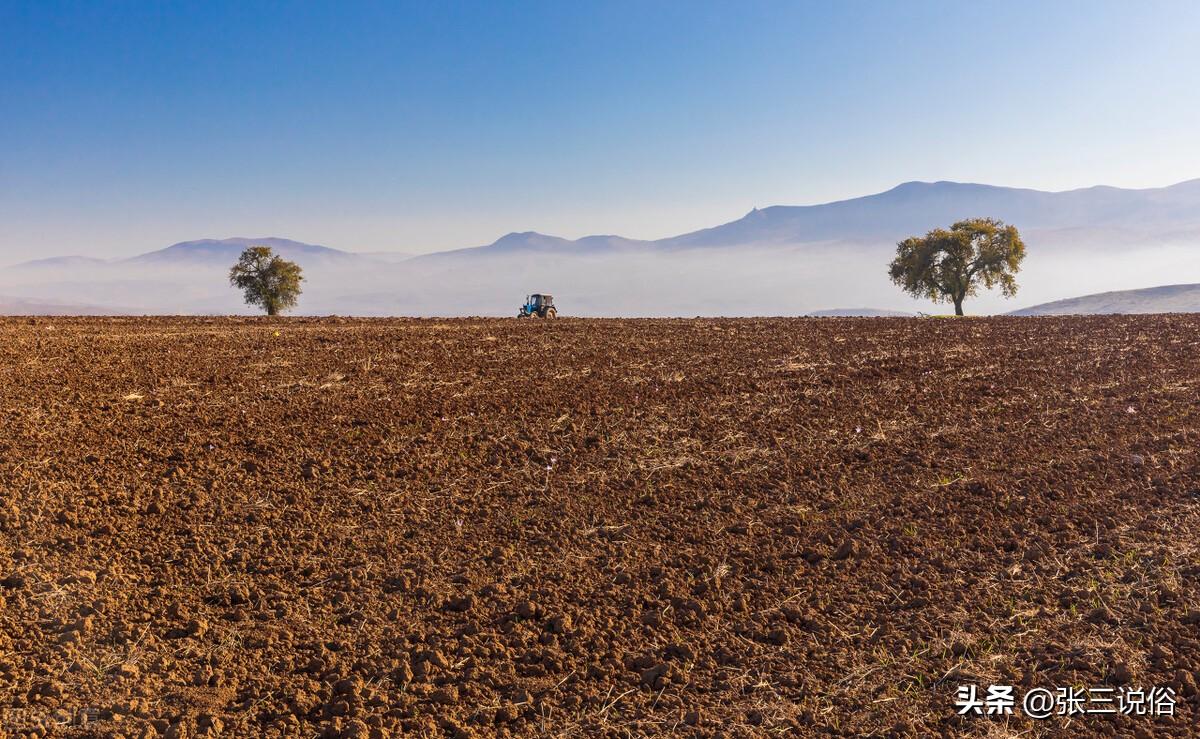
xmin=2 ymin=1 xmax=1198 ymax=261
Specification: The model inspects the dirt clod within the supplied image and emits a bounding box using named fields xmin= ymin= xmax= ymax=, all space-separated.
xmin=429 ymin=686 xmax=459 ymax=705
xmin=0 ymin=316 xmax=1196 ymax=737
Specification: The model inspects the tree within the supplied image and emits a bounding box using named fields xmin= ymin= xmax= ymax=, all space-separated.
xmin=888 ymin=218 xmax=1026 ymax=316
xmin=229 ymin=246 xmax=304 ymax=316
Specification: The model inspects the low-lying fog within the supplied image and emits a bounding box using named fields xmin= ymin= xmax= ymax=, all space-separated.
xmin=3 ymin=237 xmax=1198 ymax=316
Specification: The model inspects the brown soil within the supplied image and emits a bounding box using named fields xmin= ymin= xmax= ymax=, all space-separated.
xmin=1 ymin=316 xmax=1198 ymax=738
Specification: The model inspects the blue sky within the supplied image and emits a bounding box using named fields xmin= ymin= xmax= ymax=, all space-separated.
xmin=2 ymin=1 xmax=1198 ymax=261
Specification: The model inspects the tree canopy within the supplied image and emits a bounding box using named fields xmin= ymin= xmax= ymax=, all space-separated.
xmin=229 ymin=246 xmax=304 ymax=316
xmin=888 ymin=218 xmax=1026 ymax=315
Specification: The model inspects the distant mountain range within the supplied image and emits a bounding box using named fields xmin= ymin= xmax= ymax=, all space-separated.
xmin=10 ymin=237 xmax=360 ymax=270
xmin=421 ymin=232 xmax=652 ymax=259
xmin=418 ymin=177 xmax=1200 ymax=256
xmin=3 ymin=179 xmax=1199 ymax=315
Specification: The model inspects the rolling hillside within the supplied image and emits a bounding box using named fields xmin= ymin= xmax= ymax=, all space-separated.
xmin=1010 ymin=284 xmax=1200 ymax=316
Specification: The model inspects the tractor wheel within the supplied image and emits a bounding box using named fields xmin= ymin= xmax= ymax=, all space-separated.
xmin=545 ymin=308 xmax=557 ymax=318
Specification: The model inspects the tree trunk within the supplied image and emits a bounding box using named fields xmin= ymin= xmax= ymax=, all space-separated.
xmin=953 ymin=296 xmax=964 ymax=316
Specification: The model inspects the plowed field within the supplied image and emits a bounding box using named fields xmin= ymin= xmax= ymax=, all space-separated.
xmin=2 ymin=316 xmax=1199 ymax=738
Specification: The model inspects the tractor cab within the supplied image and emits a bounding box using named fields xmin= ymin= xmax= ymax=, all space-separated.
xmin=518 ymin=293 xmax=557 ymax=318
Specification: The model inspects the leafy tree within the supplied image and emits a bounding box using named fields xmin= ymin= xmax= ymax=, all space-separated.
xmin=229 ymin=246 xmax=304 ymax=316
xmin=888 ymin=218 xmax=1026 ymax=316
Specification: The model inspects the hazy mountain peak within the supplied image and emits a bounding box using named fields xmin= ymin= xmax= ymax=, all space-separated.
xmin=888 ymin=180 xmax=936 ymax=191
xmin=127 ymin=237 xmax=354 ymax=266
xmin=493 ymin=231 xmax=559 ymax=244
xmin=662 ymin=177 xmax=1200 ymax=248
xmin=485 ymin=232 xmax=572 ymax=251
xmin=424 ymin=230 xmax=650 ymax=259
xmin=881 ymin=180 xmax=1007 ymax=196
xmin=498 ymin=231 xmax=539 ymax=240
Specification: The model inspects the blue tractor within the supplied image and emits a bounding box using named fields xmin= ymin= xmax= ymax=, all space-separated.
xmin=518 ymin=293 xmax=557 ymax=318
